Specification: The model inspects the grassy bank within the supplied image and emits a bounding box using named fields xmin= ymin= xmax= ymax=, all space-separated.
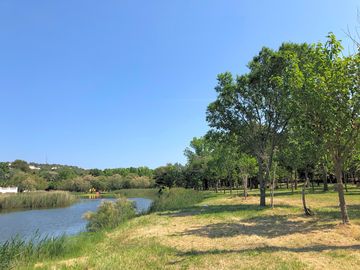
xmin=3 ymin=187 xmax=360 ymax=269
xmin=0 ymin=232 xmax=103 ymax=270
xmin=0 ymin=191 xmax=77 ymax=210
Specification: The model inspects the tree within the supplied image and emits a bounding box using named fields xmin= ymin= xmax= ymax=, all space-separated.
xmin=207 ymin=45 xmax=303 ymax=206
xmin=153 ymin=163 xmax=184 ymax=189
xmin=184 ymin=137 xmax=213 ymax=189
xmin=11 ymin=160 xmax=30 ymax=172
xmin=299 ymin=34 xmax=360 ymax=223
xmin=238 ymin=154 xmax=257 ymax=199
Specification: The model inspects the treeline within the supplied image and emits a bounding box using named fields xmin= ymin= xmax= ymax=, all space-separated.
xmin=155 ymin=33 xmax=360 ymax=225
xmin=0 ymin=160 xmax=154 ymax=192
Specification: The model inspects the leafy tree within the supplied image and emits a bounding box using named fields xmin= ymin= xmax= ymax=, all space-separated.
xmin=184 ymin=137 xmax=213 ymax=189
xmin=89 ymin=168 xmax=104 ymax=177
xmin=299 ymin=34 xmax=360 ymax=223
xmin=207 ymin=45 xmax=303 ymax=206
xmin=154 ymin=163 xmax=184 ymax=189
xmin=238 ymin=154 xmax=258 ymax=199
xmin=11 ymin=160 xmax=29 ymax=172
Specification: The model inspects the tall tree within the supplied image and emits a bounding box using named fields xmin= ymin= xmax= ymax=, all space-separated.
xmin=300 ymin=34 xmax=360 ymax=223
xmin=207 ymin=45 xmax=303 ymax=206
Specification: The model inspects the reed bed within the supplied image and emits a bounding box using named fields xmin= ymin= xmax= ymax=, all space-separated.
xmin=0 ymin=233 xmax=67 ymax=269
xmin=149 ymin=188 xmax=206 ymax=212
xmin=0 ymin=191 xmax=77 ymax=210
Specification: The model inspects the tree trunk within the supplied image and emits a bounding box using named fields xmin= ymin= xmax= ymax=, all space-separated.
xmin=335 ymin=158 xmax=350 ymax=224
xmin=302 ymin=170 xmax=314 ymax=216
xmin=322 ymin=163 xmax=328 ymax=192
xmin=258 ymin=161 xmax=266 ymax=207
xmin=270 ymin=163 xmax=277 ymax=208
xmin=311 ymin=175 xmax=315 ymax=193
xmin=290 ymin=170 xmax=294 ymax=194
xmin=243 ymin=175 xmax=248 ymax=199
xmin=294 ymin=170 xmax=298 ymax=190
xmin=343 ymin=172 xmax=348 ymax=193
xmin=215 ymin=179 xmax=219 ymax=193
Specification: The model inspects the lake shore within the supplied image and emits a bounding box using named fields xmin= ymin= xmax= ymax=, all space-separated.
xmin=4 ymin=187 xmax=360 ymax=269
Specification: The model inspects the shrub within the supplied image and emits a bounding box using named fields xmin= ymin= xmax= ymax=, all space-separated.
xmin=149 ymin=188 xmax=205 ymax=212
xmin=84 ymin=197 xmax=136 ymax=232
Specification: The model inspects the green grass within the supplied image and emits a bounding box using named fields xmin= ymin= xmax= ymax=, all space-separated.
xmin=2 ymin=187 xmax=360 ymax=269
xmin=114 ymin=188 xmax=158 ymax=200
xmin=0 ymin=191 xmax=77 ymax=210
xmin=0 ymin=234 xmax=67 ymax=269
xmin=149 ymin=188 xmax=207 ymax=212
xmin=0 ymin=232 xmax=105 ymax=269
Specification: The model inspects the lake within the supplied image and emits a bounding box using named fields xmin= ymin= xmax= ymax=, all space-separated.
xmin=0 ymin=197 xmax=152 ymax=243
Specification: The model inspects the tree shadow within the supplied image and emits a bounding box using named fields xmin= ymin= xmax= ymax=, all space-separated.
xmin=316 ymin=204 xmax=360 ymax=221
xmin=175 ymin=214 xmax=333 ymax=238
xmin=176 ymin=244 xmax=360 ymax=257
xmin=158 ymin=203 xmax=293 ymax=218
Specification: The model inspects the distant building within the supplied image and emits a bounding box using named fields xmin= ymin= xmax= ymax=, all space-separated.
xmin=0 ymin=187 xmax=18 ymax=193
xmin=29 ymin=165 xmax=40 ymax=170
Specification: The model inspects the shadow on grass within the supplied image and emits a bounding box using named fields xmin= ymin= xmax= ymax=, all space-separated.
xmin=159 ymin=203 xmax=294 ymax=218
xmin=269 ymin=190 xmax=360 ymax=198
xmin=174 ymin=214 xmax=333 ymax=238
xmin=176 ymin=244 xmax=360 ymax=257
xmin=316 ymin=204 xmax=360 ymax=221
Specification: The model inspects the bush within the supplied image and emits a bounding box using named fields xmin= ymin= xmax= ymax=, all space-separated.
xmin=84 ymin=197 xmax=136 ymax=232
xmin=149 ymin=188 xmax=205 ymax=212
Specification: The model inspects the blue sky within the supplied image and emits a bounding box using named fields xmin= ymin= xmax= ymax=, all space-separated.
xmin=0 ymin=1 xmax=358 ymax=169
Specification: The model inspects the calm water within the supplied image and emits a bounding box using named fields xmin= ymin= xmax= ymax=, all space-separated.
xmin=0 ymin=197 xmax=152 ymax=243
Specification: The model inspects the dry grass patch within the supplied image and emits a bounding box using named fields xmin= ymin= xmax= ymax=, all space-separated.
xmin=26 ymin=190 xmax=360 ymax=270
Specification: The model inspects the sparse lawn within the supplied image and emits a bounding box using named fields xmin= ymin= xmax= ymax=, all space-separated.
xmin=20 ymin=187 xmax=360 ymax=269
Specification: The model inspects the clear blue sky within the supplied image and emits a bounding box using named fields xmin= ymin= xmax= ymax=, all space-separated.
xmin=0 ymin=1 xmax=358 ymax=169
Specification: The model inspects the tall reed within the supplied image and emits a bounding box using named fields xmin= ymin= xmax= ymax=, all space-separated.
xmin=149 ymin=188 xmax=205 ymax=212
xmin=0 ymin=233 xmax=67 ymax=269
xmin=0 ymin=191 xmax=77 ymax=210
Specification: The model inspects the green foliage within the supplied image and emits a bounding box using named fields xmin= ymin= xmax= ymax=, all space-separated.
xmin=11 ymin=160 xmax=30 ymax=172
xmin=84 ymin=197 xmax=136 ymax=232
xmin=153 ymin=163 xmax=184 ymax=188
xmin=206 ymin=44 xmax=305 ymax=205
xmin=56 ymin=167 xmax=78 ymax=181
xmin=149 ymin=188 xmax=205 ymax=212
xmin=58 ymin=176 xmax=91 ymax=192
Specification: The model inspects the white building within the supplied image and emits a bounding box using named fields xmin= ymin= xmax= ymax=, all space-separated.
xmin=0 ymin=187 xmax=18 ymax=194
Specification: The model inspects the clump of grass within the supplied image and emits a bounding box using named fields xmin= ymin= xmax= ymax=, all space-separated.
xmin=149 ymin=188 xmax=205 ymax=212
xmin=84 ymin=197 xmax=136 ymax=232
xmin=0 ymin=191 xmax=77 ymax=210
xmin=114 ymin=188 xmax=158 ymax=200
xmin=0 ymin=233 xmax=67 ymax=269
